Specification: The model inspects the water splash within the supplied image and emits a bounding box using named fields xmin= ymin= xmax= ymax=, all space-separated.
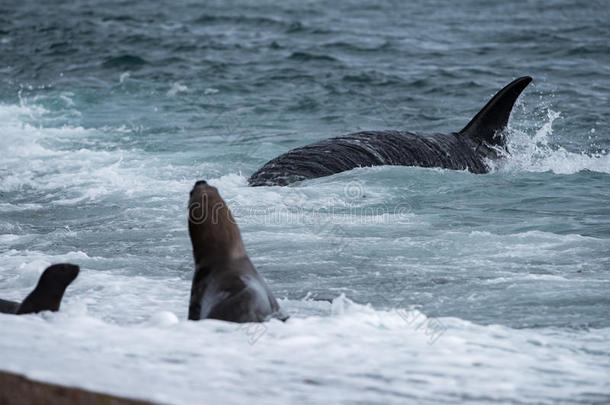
xmin=497 ymin=109 xmax=610 ymax=174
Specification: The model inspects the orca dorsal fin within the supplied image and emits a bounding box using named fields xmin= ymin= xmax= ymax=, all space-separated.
xmin=459 ymin=76 xmax=532 ymax=146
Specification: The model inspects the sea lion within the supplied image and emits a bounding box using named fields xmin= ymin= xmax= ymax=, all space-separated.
xmin=248 ymin=76 xmax=532 ymax=186
xmin=0 ymin=264 xmax=79 ymax=315
xmin=187 ymin=180 xmax=286 ymax=322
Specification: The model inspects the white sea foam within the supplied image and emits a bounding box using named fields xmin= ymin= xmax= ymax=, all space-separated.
xmin=0 ymin=102 xmax=195 ymax=203
xmin=497 ymin=109 xmax=610 ymax=174
xmin=167 ymin=82 xmax=189 ymax=96
xmin=0 ymin=295 xmax=607 ymax=404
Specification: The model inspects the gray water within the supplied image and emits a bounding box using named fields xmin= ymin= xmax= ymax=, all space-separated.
xmin=1 ymin=1 xmax=609 ymax=403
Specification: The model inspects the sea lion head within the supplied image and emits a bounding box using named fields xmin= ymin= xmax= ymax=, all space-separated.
xmin=188 ymin=180 xmax=245 ymax=264
xmin=15 ymin=263 xmax=80 ymax=314
xmin=39 ymin=263 xmax=80 ymax=288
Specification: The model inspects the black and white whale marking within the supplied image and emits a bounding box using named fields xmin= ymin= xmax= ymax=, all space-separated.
xmin=0 ymin=264 xmax=79 ymax=315
xmin=249 ymin=76 xmax=532 ymax=186
xmin=187 ymin=180 xmax=287 ymax=323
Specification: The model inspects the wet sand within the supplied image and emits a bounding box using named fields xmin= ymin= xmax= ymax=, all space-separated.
xmin=0 ymin=370 xmax=154 ymax=405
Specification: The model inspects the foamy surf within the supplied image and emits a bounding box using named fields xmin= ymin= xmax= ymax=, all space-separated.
xmin=0 ymin=295 xmax=608 ymax=404
xmin=495 ymin=109 xmax=610 ymax=174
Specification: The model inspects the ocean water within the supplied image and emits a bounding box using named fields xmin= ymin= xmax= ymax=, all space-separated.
xmin=1 ymin=0 xmax=609 ymax=403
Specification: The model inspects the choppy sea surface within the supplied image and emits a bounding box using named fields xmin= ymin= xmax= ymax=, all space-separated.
xmin=1 ymin=0 xmax=609 ymax=403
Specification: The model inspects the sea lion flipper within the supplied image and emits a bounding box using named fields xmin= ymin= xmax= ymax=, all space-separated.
xmin=0 ymin=299 xmax=20 ymax=314
xmin=271 ymin=310 xmax=289 ymax=322
xmin=15 ymin=264 xmax=80 ymax=315
xmin=459 ymin=76 xmax=532 ymax=147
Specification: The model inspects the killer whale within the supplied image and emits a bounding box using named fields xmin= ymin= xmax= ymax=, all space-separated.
xmin=248 ymin=76 xmax=532 ymax=186
xmin=0 ymin=264 xmax=79 ymax=315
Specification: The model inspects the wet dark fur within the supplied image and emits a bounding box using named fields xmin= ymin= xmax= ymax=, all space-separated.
xmin=187 ymin=180 xmax=286 ymax=323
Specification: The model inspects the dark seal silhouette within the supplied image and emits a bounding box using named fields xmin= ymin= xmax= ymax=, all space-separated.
xmin=249 ymin=76 xmax=532 ymax=186
xmin=0 ymin=264 xmax=79 ymax=315
xmin=187 ymin=180 xmax=286 ymax=323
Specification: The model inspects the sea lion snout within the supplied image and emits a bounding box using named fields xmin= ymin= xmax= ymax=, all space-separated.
xmin=190 ymin=180 xmax=209 ymax=198
xmin=188 ymin=181 xmax=223 ymax=227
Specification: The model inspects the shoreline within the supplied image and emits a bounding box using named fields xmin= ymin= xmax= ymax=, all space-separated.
xmin=0 ymin=370 xmax=155 ymax=405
